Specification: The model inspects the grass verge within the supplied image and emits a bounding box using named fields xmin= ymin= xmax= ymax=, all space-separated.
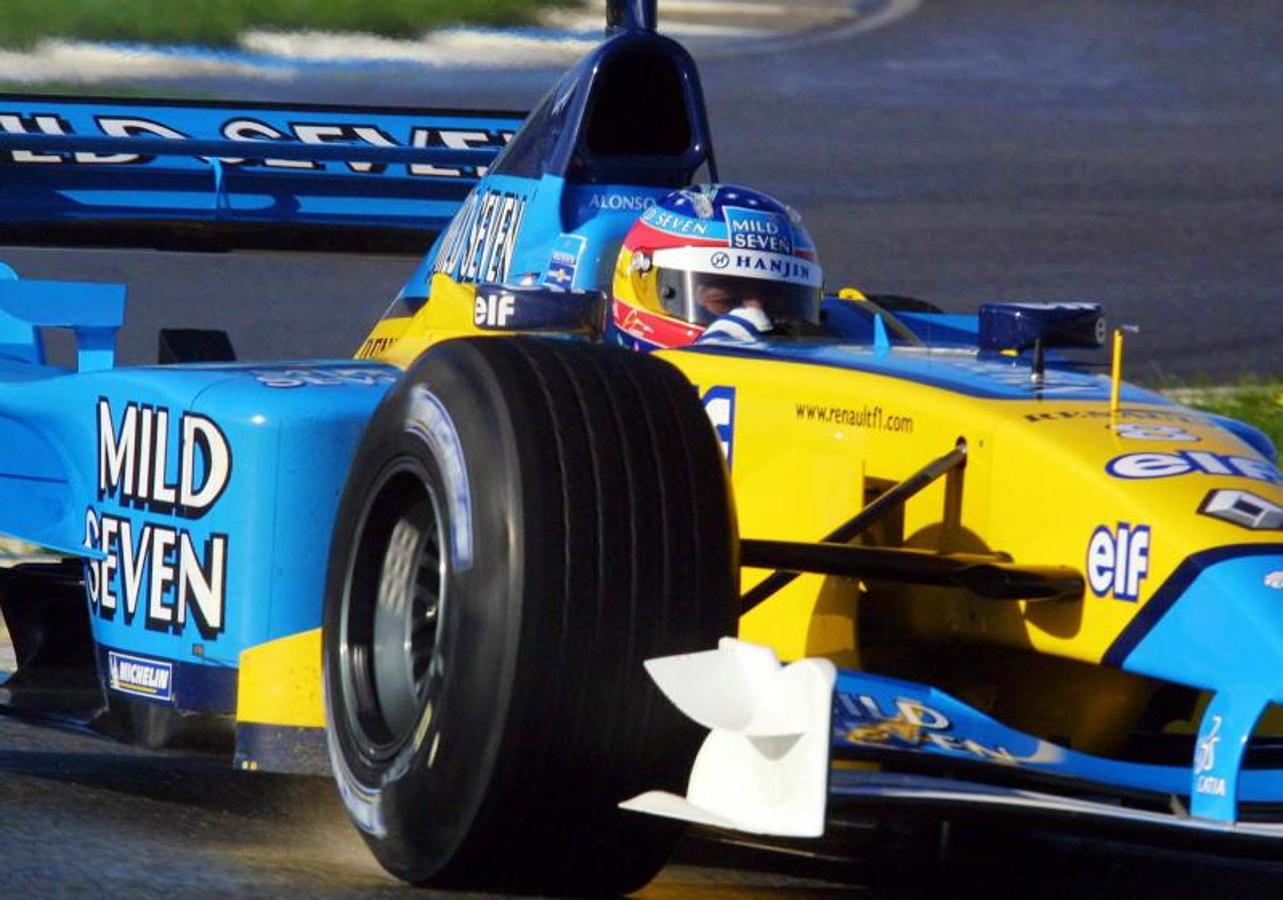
xmin=0 ymin=0 xmax=573 ymax=50
xmin=1168 ymin=382 xmax=1283 ymax=451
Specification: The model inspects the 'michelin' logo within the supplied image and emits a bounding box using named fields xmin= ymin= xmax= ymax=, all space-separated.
xmin=107 ymin=650 xmax=174 ymax=702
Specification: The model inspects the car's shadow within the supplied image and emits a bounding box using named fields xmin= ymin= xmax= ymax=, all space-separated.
xmin=0 ymin=743 xmax=328 ymax=819
xmin=4 ymin=713 xmax=1282 ymax=899
xmin=675 ymin=813 xmax=1283 ymax=900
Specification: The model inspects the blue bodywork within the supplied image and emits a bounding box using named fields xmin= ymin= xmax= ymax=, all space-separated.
xmin=0 ymin=14 xmax=720 ymax=729
xmin=0 ymin=8 xmax=1280 ymax=841
xmin=0 ymin=275 xmax=396 ymax=710
xmin=0 ymin=95 xmax=524 ymax=237
xmin=832 ymin=666 xmax=1283 ymax=802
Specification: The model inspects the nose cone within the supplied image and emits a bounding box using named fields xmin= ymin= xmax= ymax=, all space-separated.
xmin=1107 ymin=546 xmax=1283 ymax=691
xmin=1108 ymin=545 xmax=1283 ymax=823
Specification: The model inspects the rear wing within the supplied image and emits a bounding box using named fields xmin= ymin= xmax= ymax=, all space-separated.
xmin=0 ymin=95 xmax=525 ymax=254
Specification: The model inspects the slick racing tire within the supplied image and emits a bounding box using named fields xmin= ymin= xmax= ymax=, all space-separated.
xmin=323 ymin=336 xmax=738 ymax=895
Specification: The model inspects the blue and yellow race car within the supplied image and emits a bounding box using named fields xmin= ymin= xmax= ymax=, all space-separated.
xmin=0 ymin=0 xmax=1281 ymax=894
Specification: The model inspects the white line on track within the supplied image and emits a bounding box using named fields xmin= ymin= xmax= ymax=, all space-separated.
xmin=0 ymin=1 xmax=921 ymax=83
xmin=718 ymin=0 xmax=921 ymax=56
xmin=638 ymin=1 xmax=831 ymax=15
xmin=0 ymin=40 xmax=296 ymax=83
xmin=239 ymin=29 xmax=604 ymax=67
xmin=0 ymin=21 xmax=770 ymax=83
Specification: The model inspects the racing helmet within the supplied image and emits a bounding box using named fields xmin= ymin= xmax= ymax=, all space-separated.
xmin=610 ymin=184 xmax=822 ymax=350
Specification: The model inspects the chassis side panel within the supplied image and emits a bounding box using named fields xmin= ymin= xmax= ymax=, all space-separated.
xmin=0 ymin=360 xmax=396 ymax=730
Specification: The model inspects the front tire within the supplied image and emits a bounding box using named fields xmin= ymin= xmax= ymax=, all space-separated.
xmin=323 ymin=336 xmax=737 ymax=895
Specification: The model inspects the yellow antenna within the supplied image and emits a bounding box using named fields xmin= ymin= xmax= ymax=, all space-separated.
xmin=1109 ymin=325 xmax=1139 ymax=416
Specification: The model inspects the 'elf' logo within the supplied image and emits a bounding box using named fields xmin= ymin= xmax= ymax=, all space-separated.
xmin=1086 ymin=522 xmax=1151 ymax=601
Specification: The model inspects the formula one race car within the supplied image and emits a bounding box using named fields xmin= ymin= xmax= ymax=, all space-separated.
xmin=1 ymin=0 xmax=1281 ymax=894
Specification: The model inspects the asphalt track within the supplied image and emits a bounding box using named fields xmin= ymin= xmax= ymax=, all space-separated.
xmin=1 ymin=1 xmax=1283 ymax=896
xmin=2 ymin=708 xmax=1283 ymax=900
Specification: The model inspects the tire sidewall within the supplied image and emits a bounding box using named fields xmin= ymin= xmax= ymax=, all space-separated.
xmin=323 ymin=346 xmax=526 ymax=881
xmin=323 ymin=337 xmax=738 ymax=893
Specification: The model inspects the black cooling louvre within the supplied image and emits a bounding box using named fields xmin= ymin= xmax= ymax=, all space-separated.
xmin=585 ymin=48 xmax=691 ymax=157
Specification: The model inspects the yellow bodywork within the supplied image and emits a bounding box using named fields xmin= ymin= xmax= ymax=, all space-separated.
xmin=237 ymin=627 xmax=325 ymax=729
xmin=655 ymin=348 xmax=1283 ymax=752
xmin=354 ymin=274 xmax=481 ymax=367
xmin=353 ymin=273 xmax=594 ymax=367
xmin=242 ymin=274 xmax=1283 ymax=753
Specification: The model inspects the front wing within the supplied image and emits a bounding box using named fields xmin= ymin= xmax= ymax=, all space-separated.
xmin=628 ymin=640 xmax=1283 ymax=841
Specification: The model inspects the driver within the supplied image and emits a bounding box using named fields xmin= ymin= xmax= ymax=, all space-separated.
xmin=608 ymin=183 xmax=823 ymax=350
xmin=692 ymin=275 xmax=768 ymax=318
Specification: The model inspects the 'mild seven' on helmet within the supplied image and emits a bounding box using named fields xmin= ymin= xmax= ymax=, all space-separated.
xmin=610 ymin=183 xmax=823 ymax=350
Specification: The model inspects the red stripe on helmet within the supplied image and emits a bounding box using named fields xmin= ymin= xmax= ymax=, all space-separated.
xmin=623 ymin=222 xmax=726 ymax=253
xmin=612 ymin=298 xmax=704 ymax=347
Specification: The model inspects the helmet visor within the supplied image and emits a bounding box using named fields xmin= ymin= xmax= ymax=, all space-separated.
xmin=658 ymin=270 xmax=822 ymax=327
xmin=651 ymin=246 xmax=823 ymax=328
